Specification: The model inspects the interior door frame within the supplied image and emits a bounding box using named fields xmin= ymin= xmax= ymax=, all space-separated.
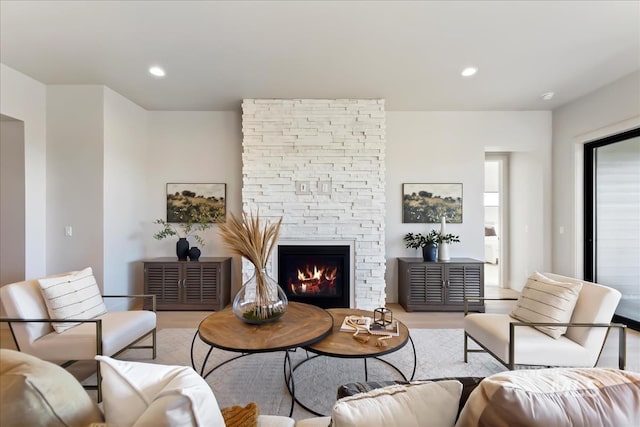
xmin=485 ymin=153 xmax=509 ymax=288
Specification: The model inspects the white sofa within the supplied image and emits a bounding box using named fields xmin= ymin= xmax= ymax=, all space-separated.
xmin=0 ymin=349 xmax=295 ymax=427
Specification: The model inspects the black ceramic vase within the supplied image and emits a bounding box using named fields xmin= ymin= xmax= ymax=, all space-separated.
xmin=176 ymin=238 xmax=189 ymax=261
xmin=188 ymin=246 xmax=201 ymax=261
xmin=422 ymin=244 xmax=438 ymax=262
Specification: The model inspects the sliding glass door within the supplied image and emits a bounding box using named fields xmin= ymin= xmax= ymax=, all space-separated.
xmin=584 ymin=128 xmax=640 ymax=329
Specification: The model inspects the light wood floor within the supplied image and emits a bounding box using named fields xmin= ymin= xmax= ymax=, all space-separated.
xmin=2 ymin=286 xmax=638 ymax=371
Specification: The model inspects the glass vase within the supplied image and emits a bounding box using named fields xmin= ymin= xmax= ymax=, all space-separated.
xmin=232 ymin=268 xmax=288 ymax=324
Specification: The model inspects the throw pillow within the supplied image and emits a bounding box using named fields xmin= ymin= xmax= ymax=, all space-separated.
xmin=95 ymin=355 xmax=225 ymax=427
xmin=221 ymin=402 xmax=259 ymax=427
xmin=455 ymin=368 xmax=640 ymax=427
xmin=510 ymin=271 xmax=582 ymax=339
xmin=0 ymin=349 xmax=104 ymax=426
xmin=331 ymin=380 xmax=463 ymax=427
xmin=38 ymin=267 xmax=107 ymax=333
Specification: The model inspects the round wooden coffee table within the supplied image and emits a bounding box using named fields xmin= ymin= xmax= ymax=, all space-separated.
xmin=190 ymin=302 xmax=333 ymax=416
xmin=291 ymin=308 xmax=416 ymax=415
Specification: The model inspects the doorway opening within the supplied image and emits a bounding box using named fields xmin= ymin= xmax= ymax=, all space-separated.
xmin=484 ymin=154 xmax=508 ymax=288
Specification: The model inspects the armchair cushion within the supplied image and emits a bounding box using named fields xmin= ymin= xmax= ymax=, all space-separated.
xmin=510 ymin=272 xmax=582 ymax=339
xmin=26 ymin=310 xmax=156 ymax=360
xmin=464 ymin=313 xmax=592 ymax=366
xmin=38 ymin=267 xmax=107 ymax=333
xmin=455 ymin=368 xmax=640 ymax=427
xmin=0 ymin=349 xmax=103 ymax=426
xmin=96 ymin=355 xmax=225 ymax=427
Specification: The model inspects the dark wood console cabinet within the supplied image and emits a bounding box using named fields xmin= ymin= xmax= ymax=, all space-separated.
xmin=143 ymin=257 xmax=231 ymax=310
xmin=398 ymin=258 xmax=484 ymax=312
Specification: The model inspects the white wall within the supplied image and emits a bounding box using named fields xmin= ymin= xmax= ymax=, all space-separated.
xmin=46 ymin=86 xmax=105 ymax=287
xmin=103 ymin=88 xmax=148 ymax=298
xmin=386 ymin=111 xmax=551 ymax=299
xmin=552 ymin=71 xmax=640 ymax=277
xmin=0 ymin=118 xmax=25 ymax=285
xmin=145 ymin=111 xmax=243 ymax=292
xmin=0 ymin=64 xmax=47 ymax=280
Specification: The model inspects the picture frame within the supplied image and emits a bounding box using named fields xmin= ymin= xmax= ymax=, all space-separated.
xmin=402 ymin=183 xmax=463 ymax=223
xmin=166 ymin=183 xmax=226 ymax=223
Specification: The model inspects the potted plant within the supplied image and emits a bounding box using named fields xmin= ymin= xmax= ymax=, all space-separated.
xmin=153 ymin=211 xmax=217 ymax=260
xmin=403 ymin=229 xmax=440 ymax=261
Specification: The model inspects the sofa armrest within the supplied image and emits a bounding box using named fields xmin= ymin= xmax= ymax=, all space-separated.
xmin=102 ymin=294 xmax=157 ymax=312
xmin=509 ymin=321 xmax=627 ymax=370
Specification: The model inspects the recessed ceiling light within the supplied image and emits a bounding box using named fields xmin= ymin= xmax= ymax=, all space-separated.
xmin=541 ymin=92 xmax=555 ymax=101
xmin=461 ymin=67 xmax=478 ymax=77
xmin=148 ymin=66 xmax=166 ymax=77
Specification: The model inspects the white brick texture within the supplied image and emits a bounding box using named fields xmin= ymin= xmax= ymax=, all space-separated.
xmin=242 ymin=99 xmax=386 ymax=309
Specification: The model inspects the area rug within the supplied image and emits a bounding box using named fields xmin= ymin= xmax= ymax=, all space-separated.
xmin=116 ymin=328 xmax=506 ymax=419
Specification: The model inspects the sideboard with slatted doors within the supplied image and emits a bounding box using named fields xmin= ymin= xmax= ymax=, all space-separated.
xmin=397 ymin=258 xmax=484 ymax=312
xmin=143 ymin=257 xmax=231 ymax=310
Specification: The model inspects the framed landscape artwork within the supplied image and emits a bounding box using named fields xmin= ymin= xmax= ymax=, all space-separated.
xmin=402 ymin=183 xmax=463 ymax=223
xmin=166 ymin=183 xmax=226 ymax=223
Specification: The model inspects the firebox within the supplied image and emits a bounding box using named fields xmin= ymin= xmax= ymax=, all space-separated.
xmin=277 ymin=245 xmax=350 ymax=309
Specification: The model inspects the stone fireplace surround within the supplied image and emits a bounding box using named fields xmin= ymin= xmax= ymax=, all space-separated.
xmin=241 ymin=99 xmax=386 ymax=309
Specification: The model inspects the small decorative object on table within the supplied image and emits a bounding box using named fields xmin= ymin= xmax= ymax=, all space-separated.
xmin=341 ymin=314 xmax=398 ymax=347
xmin=373 ymin=307 xmax=393 ymax=328
xmin=218 ymin=211 xmax=288 ymax=324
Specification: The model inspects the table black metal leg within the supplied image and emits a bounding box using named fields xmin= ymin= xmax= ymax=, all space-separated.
xmin=190 ymin=330 xmax=199 ymax=370
xmin=202 ymin=353 xmax=247 ymax=380
xmin=200 ymin=346 xmax=214 ymax=376
xmin=285 ymin=351 xmax=295 ymax=417
xmin=408 ymin=335 xmax=417 ymax=380
xmin=364 ymin=358 xmax=368 ymax=381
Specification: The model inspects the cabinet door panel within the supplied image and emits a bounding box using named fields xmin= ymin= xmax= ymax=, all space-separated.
xmin=407 ymin=265 xmax=427 ymax=304
xmin=447 ymin=264 xmax=482 ymax=304
xmin=184 ymin=263 xmax=219 ymax=304
xmin=463 ymin=265 xmax=482 ymax=299
xmin=425 ymin=265 xmax=445 ymax=304
xmin=146 ymin=264 xmax=180 ymax=305
xmin=447 ymin=266 xmax=467 ymax=304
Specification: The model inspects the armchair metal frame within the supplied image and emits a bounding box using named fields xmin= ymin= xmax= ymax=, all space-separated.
xmin=463 ymin=296 xmax=627 ymax=370
xmin=1 ymin=294 xmax=157 ymax=401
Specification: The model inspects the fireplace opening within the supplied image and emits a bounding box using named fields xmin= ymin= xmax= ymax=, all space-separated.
xmin=278 ymin=245 xmax=350 ymax=308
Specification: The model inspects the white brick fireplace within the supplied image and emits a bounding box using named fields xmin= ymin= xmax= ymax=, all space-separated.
xmin=241 ymin=99 xmax=386 ymax=309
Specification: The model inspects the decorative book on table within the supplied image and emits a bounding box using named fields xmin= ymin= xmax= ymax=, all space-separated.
xmin=339 ymin=316 xmax=400 ymax=336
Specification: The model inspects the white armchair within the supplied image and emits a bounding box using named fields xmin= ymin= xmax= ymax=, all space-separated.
xmin=463 ymin=273 xmax=627 ymax=370
xmin=0 ymin=271 xmax=157 ymax=401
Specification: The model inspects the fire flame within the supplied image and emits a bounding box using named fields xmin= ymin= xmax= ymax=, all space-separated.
xmin=290 ymin=264 xmax=338 ymax=295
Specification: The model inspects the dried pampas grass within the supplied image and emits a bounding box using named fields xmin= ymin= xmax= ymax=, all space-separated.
xmin=218 ymin=211 xmax=282 ymax=270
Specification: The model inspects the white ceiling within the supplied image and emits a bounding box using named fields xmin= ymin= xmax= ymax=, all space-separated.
xmin=1 ymin=0 xmax=639 ymax=111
